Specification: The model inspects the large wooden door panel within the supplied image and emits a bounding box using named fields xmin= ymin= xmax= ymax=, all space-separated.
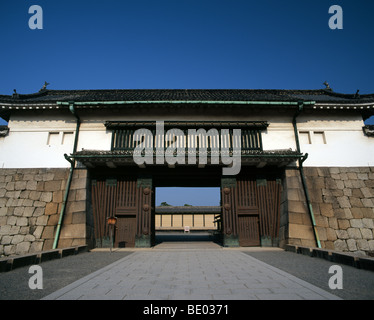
xmin=238 ymin=215 xmax=260 ymax=247
xmin=115 ymin=216 xmax=136 ymax=248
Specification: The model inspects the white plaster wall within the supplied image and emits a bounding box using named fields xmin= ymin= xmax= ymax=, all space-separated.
xmin=1 ymin=110 xmax=373 ymax=168
xmin=296 ymin=113 xmax=374 ymax=167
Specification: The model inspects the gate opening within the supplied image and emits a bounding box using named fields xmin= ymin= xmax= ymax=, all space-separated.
xmin=155 ymin=187 xmax=221 ymax=245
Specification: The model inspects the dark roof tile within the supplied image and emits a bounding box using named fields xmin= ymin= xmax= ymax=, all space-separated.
xmin=1 ymin=88 xmax=373 ymax=104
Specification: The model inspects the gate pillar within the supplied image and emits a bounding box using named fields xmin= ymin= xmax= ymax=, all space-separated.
xmin=221 ymin=177 xmax=239 ymax=247
xmin=135 ymin=176 xmax=154 ymax=248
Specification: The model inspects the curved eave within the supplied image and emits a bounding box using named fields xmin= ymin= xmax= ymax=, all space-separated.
xmin=69 ymin=149 xmax=304 ymax=168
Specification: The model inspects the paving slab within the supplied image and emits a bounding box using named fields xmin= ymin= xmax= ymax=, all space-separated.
xmin=42 ymin=249 xmax=341 ymax=300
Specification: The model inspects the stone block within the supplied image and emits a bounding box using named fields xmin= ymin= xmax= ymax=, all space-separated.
xmin=360 ymin=187 xmax=373 ymax=198
xmin=356 ymin=239 xmax=369 ymax=251
xmin=289 ymin=224 xmax=314 ymax=240
xmin=308 ymin=188 xmax=323 ymax=202
xmin=326 ymin=228 xmax=337 ymax=241
xmin=338 ymin=173 xmax=349 ymax=181
xmin=0 ymin=225 xmax=11 ymax=235
xmin=5 ymin=182 xmax=15 ymax=191
xmin=10 ymin=226 xmax=20 ymax=236
xmin=16 ymin=217 xmax=28 ymax=227
xmin=347 ymin=172 xmax=357 ymax=180
xmin=361 ymin=199 xmax=374 ymax=208
xmin=53 ymin=191 xmax=63 ymax=203
xmin=347 ymin=239 xmax=357 ymax=251
xmin=350 ymin=197 xmax=364 ymax=208
xmin=67 ymin=201 xmax=86 ymax=213
xmin=36 ymin=181 xmax=44 ymax=191
xmin=288 ymin=200 xmax=307 ymax=214
xmin=315 ymin=215 xmax=329 ymax=228
xmin=75 ymin=189 xmax=86 ymax=201
xmin=334 ymin=239 xmax=348 ymax=251
xmin=44 ymin=180 xmax=62 ymax=192
xmin=33 ymin=226 xmax=44 ymax=239
xmin=33 ymin=208 xmax=45 ymax=217
xmin=347 ymin=228 xmax=362 ymax=239
xmin=23 ymin=207 xmax=35 ymax=217
xmin=30 ymin=241 xmax=44 ymax=253
xmin=26 ymin=180 xmax=37 ymax=191
xmin=0 ymin=207 xmax=8 ymax=217
xmin=337 ymin=219 xmax=350 ymax=230
xmin=45 ymin=202 xmax=58 ymax=215
xmin=4 ymin=245 xmax=15 ymax=256
xmin=337 ymin=196 xmax=351 ymax=208
xmin=36 ymin=215 xmax=49 ymax=226
xmin=15 ymin=242 xmax=31 ymax=255
xmin=42 ymin=173 xmax=55 ymax=181
xmin=70 ymin=177 xmax=87 ymax=190
xmin=351 ymin=208 xmax=364 ymax=219
xmin=286 ymin=176 xmax=302 ymax=189
xmin=25 ymin=234 xmax=35 ymax=242
xmin=363 ymin=208 xmax=374 ymax=219
xmin=14 ymin=181 xmax=27 ymax=191
xmin=369 ymin=240 xmax=374 ymax=251
xmin=328 ymin=217 xmax=338 ymax=229
xmin=360 ymin=228 xmax=373 ymax=240
xmin=316 ymin=227 xmax=327 ymax=241
xmin=42 ymin=226 xmax=55 ymax=239
xmin=288 ymin=212 xmax=303 ymax=224
xmin=47 ymin=214 xmax=59 ymax=226
xmin=335 ymin=229 xmax=349 ymax=239
xmin=329 ymin=168 xmax=340 ymax=174
xmin=336 ymin=180 xmax=345 ymax=190
xmin=350 ymin=219 xmax=363 ymax=228
xmin=59 ymin=223 xmax=86 ymax=239
xmin=22 ymin=199 xmax=34 ymax=207
xmin=19 ymin=226 xmax=30 ymax=235
xmin=72 ymin=211 xmax=86 ymax=224
xmin=362 ymin=218 xmax=374 ymax=228
xmin=40 ymin=192 xmax=53 ymax=203
xmin=13 ymin=207 xmax=24 ymax=217
xmin=11 ymin=234 xmax=25 ymax=245
xmin=319 ymin=203 xmax=334 ymax=217
xmin=29 ymin=191 xmax=41 ymax=201
xmin=364 ymin=180 xmax=374 ymax=188
xmin=33 ymin=201 xmax=46 ymax=208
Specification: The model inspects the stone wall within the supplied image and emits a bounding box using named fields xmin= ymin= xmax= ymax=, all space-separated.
xmin=283 ymin=167 xmax=374 ymax=256
xmin=0 ymin=168 xmax=92 ymax=257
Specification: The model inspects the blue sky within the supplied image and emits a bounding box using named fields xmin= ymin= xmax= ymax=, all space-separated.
xmin=0 ymin=1 xmax=373 ymax=205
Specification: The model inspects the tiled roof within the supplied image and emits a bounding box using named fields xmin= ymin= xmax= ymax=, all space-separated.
xmin=1 ymin=88 xmax=374 ymax=104
xmin=69 ymin=149 xmax=303 ymax=168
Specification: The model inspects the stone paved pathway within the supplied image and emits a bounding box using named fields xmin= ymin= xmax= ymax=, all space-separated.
xmin=42 ymin=248 xmax=341 ymax=300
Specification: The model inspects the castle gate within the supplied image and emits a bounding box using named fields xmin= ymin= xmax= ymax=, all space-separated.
xmin=77 ymin=120 xmax=297 ymax=248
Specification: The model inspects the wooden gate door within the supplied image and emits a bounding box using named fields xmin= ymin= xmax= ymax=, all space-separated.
xmin=236 ymin=179 xmax=261 ymax=246
xmin=91 ymin=177 xmax=138 ymax=248
xmin=115 ymin=179 xmax=138 ymax=247
xmin=115 ymin=216 xmax=136 ymax=247
xmin=238 ymin=215 xmax=260 ymax=246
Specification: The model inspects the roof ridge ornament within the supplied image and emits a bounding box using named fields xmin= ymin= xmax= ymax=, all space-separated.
xmin=39 ymin=81 xmax=50 ymax=92
xmin=12 ymin=89 xmax=19 ymax=99
xmin=355 ymin=89 xmax=360 ymax=99
xmin=323 ymin=81 xmax=333 ymax=91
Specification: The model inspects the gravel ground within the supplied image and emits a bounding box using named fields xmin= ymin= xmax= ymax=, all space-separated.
xmin=244 ymin=251 xmax=374 ymax=300
xmin=0 ymin=251 xmax=133 ymax=300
